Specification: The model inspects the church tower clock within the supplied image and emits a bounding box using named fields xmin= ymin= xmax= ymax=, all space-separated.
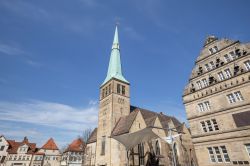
xmin=95 ymin=26 xmax=130 ymax=166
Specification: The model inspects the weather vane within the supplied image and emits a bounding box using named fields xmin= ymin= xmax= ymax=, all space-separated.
xmin=115 ymin=18 xmax=120 ymax=26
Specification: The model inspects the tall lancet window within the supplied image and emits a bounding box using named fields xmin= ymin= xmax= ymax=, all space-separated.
xmin=155 ymin=140 xmax=160 ymax=155
xmin=101 ymin=136 xmax=106 ymax=155
xmin=138 ymin=143 xmax=144 ymax=165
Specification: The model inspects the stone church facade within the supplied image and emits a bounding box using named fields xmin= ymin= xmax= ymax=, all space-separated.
xmin=183 ymin=36 xmax=250 ymax=166
xmin=84 ymin=26 xmax=197 ymax=166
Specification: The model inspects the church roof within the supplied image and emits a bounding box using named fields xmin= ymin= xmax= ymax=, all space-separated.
xmin=41 ymin=138 xmax=59 ymax=150
xmin=86 ymin=106 xmax=183 ymax=144
xmin=65 ymin=138 xmax=85 ymax=152
xmin=87 ymin=128 xmax=98 ymax=144
xmin=102 ymin=26 xmax=129 ymax=86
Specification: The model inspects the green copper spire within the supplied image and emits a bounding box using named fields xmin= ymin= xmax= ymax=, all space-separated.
xmin=102 ymin=26 xmax=129 ymax=86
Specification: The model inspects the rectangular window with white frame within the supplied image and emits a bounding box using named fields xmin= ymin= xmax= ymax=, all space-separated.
xmin=198 ymin=103 xmax=205 ymax=112
xmin=244 ymin=60 xmax=250 ymax=71
xmin=224 ymin=68 xmax=232 ymax=78
xmin=197 ymin=101 xmax=210 ymax=112
xmin=218 ymin=72 xmax=225 ymax=81
xmin=200 ymin=119 xmax=219 ymax=133
xmin=196 ymin=80 xmax=202 ymax=89
xmin=202 ymin=79 xmax=208 ymax=87
xmin=227 ymin=91 xmax=244 ymax=104
xmin=205 ymin=64 xmax=210 ymax=71
xmin=245 ymin=144 xmax=250 ymax=157
xmin=207 ymin=146 xmax=230 ymax=163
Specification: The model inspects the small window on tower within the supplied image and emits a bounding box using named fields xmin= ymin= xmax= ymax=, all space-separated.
xmin=105 ymin=87 xmax=108 ymax=96
xmin=108 ymin=84 xmax=111 ymax=94
xmin=117 ymin=84 xmax=121 ymax=94
xmin=122 ymin=85 xmax=125 ymax=95
xmin=101 ymin=136 xmax=106 ymax=155
xmin=102 ymin=89 xmax=105 ymax=98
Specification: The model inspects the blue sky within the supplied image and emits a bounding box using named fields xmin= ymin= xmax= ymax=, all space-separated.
xmin=0 ymin=0 xmax=250 ymax=148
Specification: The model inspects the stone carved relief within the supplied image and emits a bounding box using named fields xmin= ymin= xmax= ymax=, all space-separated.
xmin=118 ymin=98 xmax=125 ymax=104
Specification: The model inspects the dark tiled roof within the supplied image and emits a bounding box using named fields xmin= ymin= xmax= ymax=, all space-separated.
xmin=111 ymin=106 xmax=182 ymax=136
xmin=233 ymin=111 xmax=250 ymax=127
xmin=7 ymin=137 xmax=36 ymax=154
xmin=112 ymin=109 xmax=139 ymax=136
xmin=87 ymin=128 xmax=97 ymax=144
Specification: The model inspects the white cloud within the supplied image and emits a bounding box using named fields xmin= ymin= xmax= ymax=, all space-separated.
xmin=0 ymin=43 xmax=25 ymax=56
xmin=0 ymin=100 xmax=99 ymax=132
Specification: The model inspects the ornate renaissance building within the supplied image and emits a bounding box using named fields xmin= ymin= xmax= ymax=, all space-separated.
xmin=183 ymin=36 xmax=250 ymax=165
xmin=84 ymin=26 xmax=197 ymax=166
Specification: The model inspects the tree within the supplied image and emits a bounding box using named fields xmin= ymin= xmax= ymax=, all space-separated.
xmin=82 ymin=128 xmax=92 ymax=143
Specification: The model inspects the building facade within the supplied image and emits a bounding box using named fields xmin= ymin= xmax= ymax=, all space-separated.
xmin=84 ymin=26 xmax=197 ymax=166
xmin=0 ymin=135 xmax=9 ymax=165
xmin=61 ymin=138 xmax=85 ymax=166
xmin=0 ymin=136 xmax=62 ymax=166
xmin=183 ymin=36 xmax=250 ymax=166
xmin=5 ymin=137 xmax=36 ymax=166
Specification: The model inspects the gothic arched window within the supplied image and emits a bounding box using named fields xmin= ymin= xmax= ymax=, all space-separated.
xmin=155 ymin=140 xmax=160 ymax=155
xmin=138 ymin=143 xmax=144 ymax=165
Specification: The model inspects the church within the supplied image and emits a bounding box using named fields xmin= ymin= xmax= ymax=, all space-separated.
xmin=84 ymin=26 xmax=197 ymax=166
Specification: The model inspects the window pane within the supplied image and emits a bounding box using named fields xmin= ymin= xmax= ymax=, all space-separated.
xmin=224 ymin=69 xmax=232 ymax=78
xmin=234 ymin=91 xmax=244 ymax=101
xmin=224 ymin=54 xmax=231 ymax=62
xmin=245 ymin=144 xmax=250 ymax=156
xmin=244 ymin=60 xmax=250 ymax=71
xmin=205 ymin=64 xmax=210 ymax=71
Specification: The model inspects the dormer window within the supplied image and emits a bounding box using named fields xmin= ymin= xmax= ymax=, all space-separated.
xmin=205 ymin=64 xmax=210 ymax=71
xmin=229 ymin=51 xmax=237 ymax=60
xmin=224 ymin=54 xmax=231 ymax=62
xmin=210 ymin=61 xmax=215 ymax=69
xmin=209 ymin=48 xmax=214 ymax=54
xmin=214 ymin=46 xmax=219 ymax=52
xmin=209 ymin=46 xmax=219 ymax=54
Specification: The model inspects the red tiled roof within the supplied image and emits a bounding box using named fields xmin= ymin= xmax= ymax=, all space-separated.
xmin=65 ymin=138 xmax=85 ymax=152
xmin=41 ymin=138 xmax=59 ymax=150
xmin=7 ymin=137 xmax=36 ymax=154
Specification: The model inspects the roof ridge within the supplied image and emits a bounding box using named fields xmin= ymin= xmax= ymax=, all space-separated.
xmin=41 ymin=138 xmax=59 ymax=150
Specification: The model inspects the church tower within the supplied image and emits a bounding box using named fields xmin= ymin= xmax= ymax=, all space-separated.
xmin=96 ymin=26 xmax=130 ymax=166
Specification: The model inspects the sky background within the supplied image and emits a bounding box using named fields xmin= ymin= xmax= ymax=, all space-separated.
xmin=0 ymin=0 xmax=250 ymax=148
